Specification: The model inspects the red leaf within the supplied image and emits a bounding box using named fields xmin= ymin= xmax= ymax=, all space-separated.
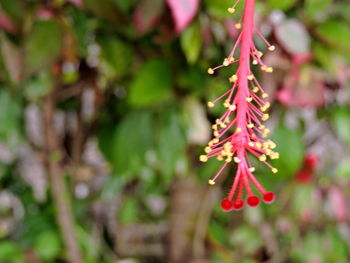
xmin=0 ymin=11 xmax=16 ymax=33
xmin=134 ymin=0 xmax=164 ymax=35
xmin=166 ymin=0 xmax=200 ymax=33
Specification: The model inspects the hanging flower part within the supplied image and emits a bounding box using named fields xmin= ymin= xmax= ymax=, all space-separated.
xmin=201 ymin=0 xmax=279 ymax=211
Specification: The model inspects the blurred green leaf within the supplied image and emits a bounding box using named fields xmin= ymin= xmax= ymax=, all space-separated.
xmin=267 ymin=0 xmax=297 ymax=11
xmin=180 ymin=21 xmax=202 ymax=65
xmin=331 ymin=107 xmax=350 ymax=146
xmin=129 ymin=59 xmax=172 ymax=107
xmin=0 ymin=89 xmax=21 ymax=141
xmin=0 ymin=241 xmax=23 ymax=262
xmin=305 ymin=0 xmax=331 ymax=20
xmin=120 ymin=198 xmax=138 ymax=223
xmin=316 ymin=20 xmax=350 ymax=56
xmin=24 ymin=20 xmax=63 ymax=76
xmin=270 ymin=124 xmax=304 ymax=176
xmin=99 ymin=37 xmax=134 ymax=79
xmin=157 ymin=106 xmax=186 ymax=179
xmin=112 ymin=111 xmax=154 ymax=174
xmin=230 ymin=226 xmax=263 ymax=254
xmin=24 ymin=71 xmax=53 ymax=100
xmin=34 ymin=231 xmax=61 ymax=261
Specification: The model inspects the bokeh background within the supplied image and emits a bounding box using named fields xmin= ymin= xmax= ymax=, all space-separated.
xmin=0 ymin=0 xmax=350 ymax=262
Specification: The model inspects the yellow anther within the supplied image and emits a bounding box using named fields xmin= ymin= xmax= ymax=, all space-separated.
xmin=213 ymin=138 xmax=219 ymax=143
xmin=247 ymin=123 xmax=254 ymax=129
xmin=229 ymin=104 xmax=236 ymax=111
xmin=264 ymin=128 xmax=270 ymax=134
xmin=219 ymin=122 xmax=227 ymax=128
xmin=272 ymin=168 xmax=278 ymax=173
xmin=234 ymin=157 xmax=241 ymax=163
xmin=200 ymin=155 xmax=208 ymax=162
xmin=208 ymin=179 xmax=216 ymax=185
xmin=257 ymin=51 xmax=263 ymax=58
xmin=212 ymin=124 xmax=217 ymax=130
xmin=253 ymin=86 xmax=259 ymax=93
xmin=264 ymin=102 xmax=271 ymax=108
xmin=253 ymin=59 xmax=258 ymax=65
xmin=247 ymin=74 xmax=254 ymax=80
xmin=260 ymin=106 xmax=267 ymax=112
xmin=248 ymin=142 xmax=255 ymax=147
xmin=268 ymin=140 xmax=276 ymax=149
xmin=207 ymin=101 xmax=215 ymax=108
xmin=262 ymin=93 xmax=269 ymax=98
xmin=208 ymin=68 xmax=214 ymax=74
xmin=225 ymin=117 xmax=230 ymax=124
xmin=268 ymin=45 xmax=275 ymax=51
xmin=223 ymin=100 xmax=230 ymax=108
xmin=267 ymin=67 xmax=273 ymax=73
xmin=262 ymin=114 xmax=269 ymax=121
xmin=217 ymin=155 xmax=224 ymax=161
xmin=208 ymin=141 xmax=213 ymax=146
xmin=259 ymin=125 xmax=265 ymax=130
xmin=256 ymin=142 xmax=262 ymax=148
xmin=227 ymin=7 xmax=235 ymax=13
xmin=246 ymin=97 xmax=253 ymax=102
xmin=226 ymin=157 xmax=232 ymax=163
xmin=229 ymin=57 xmax=235 ymax=62
xmin=259 ymin=155 xmax=266 ymax=162
xmin=261 ymin=66 xmax=267 ymax=71
xmin=229 ymin=74 xmax=238 ymax=82
xmin=223 ymin=59 xmax=230 ymax=66
xmin=213 ymin=131 xmax=219 ymax=137
xmin=235 ymin=23 xmax=241 ymax=29
xmin=248 ymin=167 xmax=255 ymax=172
xmin=235 ymin=127 xmax=242 ymax=133
xmin=205 ymin=147 xmax=212 ymax=153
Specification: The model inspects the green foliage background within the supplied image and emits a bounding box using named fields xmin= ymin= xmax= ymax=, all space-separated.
xmin=0 ymin=0 xmax=350 ymax=262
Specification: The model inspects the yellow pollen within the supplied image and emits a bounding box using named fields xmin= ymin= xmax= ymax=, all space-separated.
xmin=248 ymin=142 xmax=255 ymax=147
xmin=249 ymin=167 xmax=255 ymax=172
xmin=259 ymin=155 xmax=266 ymax=162
xmin=213 ymin=138 xmax=219 ymax=143
xmin=267 ymin=67 xmax=273 ymax=73
xmin=229 ymin=74 xmax=238 ymax=82
xmin=253 ymin=86 xmax=259 ymax=93
xmin=252 ymin=59 xmax=258 ymax=65
xmin=229 ymin=105 xmax=236 ymax=111
xmin=246 ymin=97 xmax=253 ymax=102
xmin=229 ymin=57 xmax=235 ymax=62
xmin=257 ymin=51 xmax=263 ymax=58
xmin=272 ymin=168 xmax=278 ymax=173
xmin=223 ymin=100 xmax=230 ymax=108
xmin=261 ymin=66 xmax=267 ymax=71
xmin=264 ymin=129 xmax=270 ymax=134
xmin=227 ymin=7 xmax=235 ymax=13
xmin=259 ymin=125 xmax=265 ymax=130
xmin=234 ymin=157 xmax=241 ymax=163
xmin=200 ymin=155 xmax=208 ymax=162
xmin=247 ymin=74 xmax=254 ymax=80
xmin=226 ymin=157 xmax=232 ymax=163
xmin=262 ymin=93 xmax=269 ymax=98
xmin=262 ymin=114 xmax=269 ymax=121
xmin=235 ymin=127 xmax=242 ymax=133
xmin=208 ymin=179 xmax=216 ymax=185
xmin=247 ymin=123 xmax=254 ymax=129
xmin=213 ymin=131 xmax=219 ymax=137
xmin=207 ymin=101 xmax=215 ymax=108
xmin=268 ymin=45 xmax=275 ymax=51
xmin=223 ymin=59 xmax=230 ymax=66
xmin=235 ymin=23 xmax=241 ymax=29
xmin=217 ymin=155 xmax=224 ymax=161
xmin=256 ymin=142 xmax=262 ymax=148
xmin=212 ymin=124 xmax=217 ymax=130
xmin=205 ymin=147 xmax=212 ymax=153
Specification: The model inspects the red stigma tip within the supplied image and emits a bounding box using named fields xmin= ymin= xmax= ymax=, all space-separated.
xmin=221 ymin=199 xmax=233 ymax=211
xmin=263 ymin=192 xmax=275 ymax=203
xmin=247 ymin=196 xmax=260 ymax=207
xmin=233 ymin=199 xmax=244 ymax=210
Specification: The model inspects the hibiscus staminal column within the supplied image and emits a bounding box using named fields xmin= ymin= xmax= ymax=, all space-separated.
xmin=200 ymin=0 xmax=279 ymax=211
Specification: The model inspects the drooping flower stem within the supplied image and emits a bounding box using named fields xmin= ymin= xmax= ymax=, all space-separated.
xmin=201 ymin=0 xmax=279 ymax=211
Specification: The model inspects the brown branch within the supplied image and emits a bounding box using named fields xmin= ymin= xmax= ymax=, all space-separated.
xmin=43 ymin=90 xmax=83 ymax=263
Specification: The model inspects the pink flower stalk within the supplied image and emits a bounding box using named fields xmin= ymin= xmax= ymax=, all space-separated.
xmin=200 ymin=0 xmax=279 ymax=211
